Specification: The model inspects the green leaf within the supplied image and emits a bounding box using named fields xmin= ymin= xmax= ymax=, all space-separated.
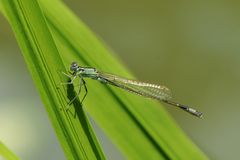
xmin=40 ymin=0 xmax=208 ymax=159
xmin=0 ymin=141 xmax=19 ymax=160
xmin=0 ymin=0 xmax=105 ymax=159
xmin=0 ymin=0 xmax=208 ymax=159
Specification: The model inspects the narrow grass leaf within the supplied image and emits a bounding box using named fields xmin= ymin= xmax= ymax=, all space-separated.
xmin=0 ymin=0 xmax=106 ymax=159
xmin=1 ymin=0 xmax=208 ymax=159
xmin=0 ymin=141 xmax=19 ymax=160
xmin=38 ymin=0 xmax=208 ymax=159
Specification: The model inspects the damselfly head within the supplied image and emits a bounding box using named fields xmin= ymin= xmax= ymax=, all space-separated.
xmin=70 ymin=62 xmax=79 ymax=72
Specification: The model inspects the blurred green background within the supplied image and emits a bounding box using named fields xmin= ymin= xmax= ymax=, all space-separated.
xmin=1 ymin=0 xmax=239 ymax=159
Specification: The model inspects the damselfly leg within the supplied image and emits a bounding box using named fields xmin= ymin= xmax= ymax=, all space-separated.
xmin=61 ymin=72 xmax=88 ymax=110
xmin=81 ymin=79 xmax=88 ymax=104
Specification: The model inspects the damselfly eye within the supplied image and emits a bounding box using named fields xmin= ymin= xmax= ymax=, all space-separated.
xmin=70 ymin=62 xmax=79 ymax=71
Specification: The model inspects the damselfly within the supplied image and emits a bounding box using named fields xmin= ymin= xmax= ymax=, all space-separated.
xmin=62 ymin=62 xmax=203 ymax=118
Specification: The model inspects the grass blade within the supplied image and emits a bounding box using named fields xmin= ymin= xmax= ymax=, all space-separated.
xmin=0 ymin=0 xmax=105 ymax=159
xmin=0 ymin=141 xmax=19 ymax=160
xmin=39 ymin=0 xmax=208 ymax=159
xmin=1 ymin=0 xmax=208 ymax=159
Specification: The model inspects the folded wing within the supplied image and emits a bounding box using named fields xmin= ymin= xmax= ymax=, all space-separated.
xmin=98 ymin=72 xmax=172 ymax=101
